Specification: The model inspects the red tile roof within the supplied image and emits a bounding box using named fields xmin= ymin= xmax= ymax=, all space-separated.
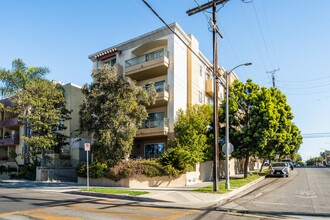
xmin=94 ymin=48 xmax=121 ymax=61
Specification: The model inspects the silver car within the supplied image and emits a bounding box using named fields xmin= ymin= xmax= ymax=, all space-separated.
xmin=270 ymin=162 xmax=290 ymax=177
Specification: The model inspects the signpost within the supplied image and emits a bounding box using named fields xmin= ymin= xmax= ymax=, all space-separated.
xmin=84 ymin=143 xmax=90 ymax=190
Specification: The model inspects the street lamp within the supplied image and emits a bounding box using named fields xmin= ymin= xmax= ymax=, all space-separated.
xmin=225 ymin=62 xmax=252 ymax=190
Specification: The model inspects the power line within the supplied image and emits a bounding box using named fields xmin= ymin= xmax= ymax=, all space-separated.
xmin=239 ymin=0 xmax=267 ymax=71
xmin=251 ymin=1 xmax=274 ymax=68
xmin=302 ymin=133 xmax=330 ymax=138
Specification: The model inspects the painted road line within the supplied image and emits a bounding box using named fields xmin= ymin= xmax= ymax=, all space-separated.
xmin=67 ymin=204 xmax=160 ymax=220
xmin=158 ymin=209 xmax=199 ymax=220
xmin=21 ymin=210 xmax=81 ymax=220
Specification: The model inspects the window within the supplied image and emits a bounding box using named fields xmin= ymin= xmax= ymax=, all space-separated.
xmin=104 ymin=58 xmax=116 ymax=67
xmin=199 ymin=91 xmax=203 ymax=104
xmin=142 ymin=112 xmax=166 ymax=128
xmin=200 ymin=65 xmax=203 ymax=77
xmin=56 ymin=121 xmax=64 ymax=131
xmin=145 ymin=143 xmax=164 ymax=158
xmin=206 ymin=72 xmax=211 ymax=80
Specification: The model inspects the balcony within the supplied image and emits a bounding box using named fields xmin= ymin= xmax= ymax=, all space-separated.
xmin=0 ymin=118 xmax=19 ymax=128
xmin=205 ymin=78 xmax=214 ymax=97
xmin=125 ymin=48 xmax=169 ymax=81
xmin=136 ymin=118 xmax=169 ymax=138
xmin=0 ymin=135 xmax=19 ymax=146
xmin=145 ymin=82 xmax=169 ymax=107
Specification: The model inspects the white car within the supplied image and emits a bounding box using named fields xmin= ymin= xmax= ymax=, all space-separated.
xmin=270 ymin=162 xmax=290 ymax=177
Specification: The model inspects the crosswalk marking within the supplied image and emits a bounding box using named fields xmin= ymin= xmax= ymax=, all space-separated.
xmin=158 ymin=210 xmax=199 ymax=220
xmin=67 ymin=204 xmax=160 ymax=220
xmin=0 ymin=199 xmax=200 ymax=220
xmin=21 ymin=211 xmax=81 ymax=220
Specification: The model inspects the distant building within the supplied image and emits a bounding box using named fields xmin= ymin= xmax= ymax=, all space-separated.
xmin=0 ymin=83 xmax=90 ymax=175
xmin=89 ymin=23 xmax=238 ymax=159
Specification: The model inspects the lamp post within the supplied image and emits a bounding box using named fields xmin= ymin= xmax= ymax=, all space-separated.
xmin=225 ymin=62 xmax=252 ymax=190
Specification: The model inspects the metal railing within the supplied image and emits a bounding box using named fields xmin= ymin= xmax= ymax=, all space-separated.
xmin=141 ymin=118 xmax=169 ymax=129
xmin=125 ymin=48 xmax=169 ymax=68
xmin=144 ymin=81 xmax=169 ymax=93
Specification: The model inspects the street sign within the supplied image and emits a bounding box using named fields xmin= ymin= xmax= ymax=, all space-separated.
xmin=218 ymin=138 xmax=225 ymax=144
xmin=222 ymin=143 xmax=234 ymax=155
xmin=84 ymin=143 xmax=91 ymax=190
xmin=84 ymin=143 xmax=90 ymax=151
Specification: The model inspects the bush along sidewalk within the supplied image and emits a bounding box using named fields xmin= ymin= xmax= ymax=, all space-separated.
xmin=192 ymin=171 xmax=267 ymax=194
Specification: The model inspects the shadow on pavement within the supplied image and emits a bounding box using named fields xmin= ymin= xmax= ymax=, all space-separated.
xmin=216 ymin=207 xmax=330 ymax=218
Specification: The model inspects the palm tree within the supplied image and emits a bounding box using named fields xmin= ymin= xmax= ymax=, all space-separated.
xmin=0 ymin=59 xmax=49 ymax=97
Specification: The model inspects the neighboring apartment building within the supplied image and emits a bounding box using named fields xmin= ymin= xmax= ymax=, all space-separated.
xmin=0 ymin=83 xmax=90 ymax=171
xmin=88 ymin=23 xmax=238 ymax=159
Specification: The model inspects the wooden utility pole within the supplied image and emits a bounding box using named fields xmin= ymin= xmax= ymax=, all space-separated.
xmin=187 ymin=0 xmax=228 ymax=192
xmin=266 ymin=68 xmax=280 ymax=88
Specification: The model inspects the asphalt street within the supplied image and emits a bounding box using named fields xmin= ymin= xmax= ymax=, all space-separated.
xmin=1 ymin=167 xmax=329 ymax=219
xmin=0 ymin=187 xmax=268 ymax=219
xmin=218 ymin=167 xmax=330 ymax=219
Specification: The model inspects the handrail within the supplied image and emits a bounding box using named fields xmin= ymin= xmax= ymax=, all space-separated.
xmin=141 ymin=118 xmax=169 ymax=129
xmin=125 ymin=48 xmax=169 ymax=68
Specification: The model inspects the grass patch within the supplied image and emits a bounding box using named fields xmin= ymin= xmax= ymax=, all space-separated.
xmin=79 ymin=188 xmax=149 ymax=196
xmin=192 ymin=172 xmax=266 ymax=194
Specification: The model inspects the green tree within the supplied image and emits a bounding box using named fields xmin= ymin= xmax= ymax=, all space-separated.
xmin=0 ymin=59 xmax=49 ymax=97
xmin=9 ymin=79 xmax=70 ymax=166
xmin=219 ymin=79 xmax=264 ymax=178
xmin=167 ymin=104 xmax=213 ymax=167
xmin=79 ymin=66 xmax=157 ymax=166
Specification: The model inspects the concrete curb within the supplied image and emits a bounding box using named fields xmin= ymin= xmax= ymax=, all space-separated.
xmin=214 ymin=175 xmax=266 ymax=203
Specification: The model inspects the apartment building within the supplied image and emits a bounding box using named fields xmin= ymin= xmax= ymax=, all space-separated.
xmin=0 ymin=83 xmax=90 ymax=171
xmin=88 ymin=23 xmax=237 ymax=159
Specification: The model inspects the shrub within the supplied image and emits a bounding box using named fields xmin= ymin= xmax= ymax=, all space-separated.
xmin=159 ymin=148 xmax=193 ymax=172
xmin=75 ymin=159 xmax=186 ymax=181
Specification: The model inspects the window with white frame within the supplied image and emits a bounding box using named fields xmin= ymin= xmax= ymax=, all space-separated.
xmin=199 ymin=91 xmax=203 ymax=104
xmin=200 ymin=65 xmax=203 ymax=77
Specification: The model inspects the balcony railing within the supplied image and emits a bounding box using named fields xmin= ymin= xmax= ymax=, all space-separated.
xmin=0 ymin=135 xmax=19 ymax=146
xmin=125 ymin=48 xmax=169 ymax=68
xmin=140 ymin=118 xmax=169 ymax=129
xmin=144 ymin=81 xmax=169 ymax=93
xmin=0 ymin=118 xmax=19 ymax=128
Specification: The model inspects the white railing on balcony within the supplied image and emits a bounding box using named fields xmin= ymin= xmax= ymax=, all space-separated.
xmin=144 ymin=81 xmax=169 ymax=93
xmin=140 ymin=118 xmax=169 ymax=129
xmin=125 ymin=48 xmax=169 ymax=68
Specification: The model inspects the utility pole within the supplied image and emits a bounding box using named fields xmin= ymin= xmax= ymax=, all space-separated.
xmin=187 ymin=0 xmax=228 ymax=192
xmin=266 ymin=68 xmax=280 ymax=88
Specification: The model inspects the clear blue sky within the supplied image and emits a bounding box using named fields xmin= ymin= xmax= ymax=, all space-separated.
xmin=1 ymin=0 xmax=330 ymax=161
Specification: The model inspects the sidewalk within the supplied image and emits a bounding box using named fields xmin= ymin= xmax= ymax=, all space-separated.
xmin=0 ymin=175 xmax=266 ymax=209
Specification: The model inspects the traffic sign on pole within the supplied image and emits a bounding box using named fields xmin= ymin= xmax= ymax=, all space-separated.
xmin=84 ymin=143 xmax=90 ymax=151
xmin=84 ymin=143 xmax=90 ymax=190
xmin=222 ymin=143 xmax=234 ymax=156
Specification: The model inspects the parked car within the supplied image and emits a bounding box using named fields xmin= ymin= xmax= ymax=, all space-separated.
xmin=327 ymin=161 xmax=330 ymax=167
xmin=282 ymin=159 xmax=294 ymax=170
xmin=270 ymin=162 xmax=290 ymax=177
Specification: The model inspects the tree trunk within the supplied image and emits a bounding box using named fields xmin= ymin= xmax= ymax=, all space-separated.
xmin=41 ymin=148 xmax=46 ymax=167
xmin=244 ymin=150 xmax=249 ymax=178
xmin=259 ymin=158 xmax=265 ymax=173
